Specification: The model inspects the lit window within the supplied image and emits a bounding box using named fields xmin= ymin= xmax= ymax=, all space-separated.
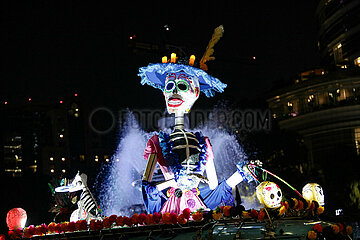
xmin=307 ymin=95 xmax=315 ymax=103
xmin=355 ymin=128 xmax=360 ymax=155
xmin=354 ymin=57 xmax=360 ymax=67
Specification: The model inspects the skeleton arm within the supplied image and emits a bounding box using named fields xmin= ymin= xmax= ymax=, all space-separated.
xmin=142 ymin=153 xmax=177 ymax=191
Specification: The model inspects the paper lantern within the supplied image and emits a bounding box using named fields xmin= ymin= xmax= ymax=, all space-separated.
xmin=302 ymin=183 xmax=325 ymax=206
xmin=256 ymin=181 xmax=282 ymax=208
xmin=6 ymin=208 xmax=27 ymax=230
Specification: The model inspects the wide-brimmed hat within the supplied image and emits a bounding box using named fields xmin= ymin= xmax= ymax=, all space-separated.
xmin=138 ymin=63 xmax=226 ymax=97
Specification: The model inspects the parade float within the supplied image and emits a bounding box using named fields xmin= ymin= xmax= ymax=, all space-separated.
xmin=4 ymin=26 xmax=355 ymax=240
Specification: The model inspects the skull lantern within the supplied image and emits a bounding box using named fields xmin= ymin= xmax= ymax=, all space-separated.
xmin=302 ymin=183 xmax=325 ymax=206
xmin=256 ymin=181 xmax=282 ymax=208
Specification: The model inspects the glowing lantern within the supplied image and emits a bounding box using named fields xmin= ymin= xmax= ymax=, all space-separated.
xmin=6 ymin=208 xmax=27 ymax=230
xmin=302 ymin=183 xmax=325 ymax=206
xmin=256 ymin=181 xmax=282 ymax=208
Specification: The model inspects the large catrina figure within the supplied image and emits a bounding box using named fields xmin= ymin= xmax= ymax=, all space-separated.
xmin=138 ymin=26 xmax=253 ymax=214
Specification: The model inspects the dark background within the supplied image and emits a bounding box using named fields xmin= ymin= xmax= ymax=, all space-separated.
xmin=1 ymin=1 xmax=327 ymax=235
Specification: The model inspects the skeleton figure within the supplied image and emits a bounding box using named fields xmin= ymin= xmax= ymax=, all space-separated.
xmin=55 ymin=172 xmax=100 ymax=222
xmin=139 ymin=66 xmax=253 ymax=214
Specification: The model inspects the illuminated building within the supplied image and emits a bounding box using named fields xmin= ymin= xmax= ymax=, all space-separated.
xmin=267 ymin=0 xmax=360 ymax=210
xmin=0 ymin=95 xmax=115 ymax=177
xmin=317 ymin=0 xmax=360 ymax=68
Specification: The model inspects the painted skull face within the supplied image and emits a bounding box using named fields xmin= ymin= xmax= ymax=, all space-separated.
xmin=256 ymin=181 xmax=282 ymax=208
xmin=302 ymin=183 xmax=325 ymax=206
xmin=163 ymin=71 xmax=200 ymax=114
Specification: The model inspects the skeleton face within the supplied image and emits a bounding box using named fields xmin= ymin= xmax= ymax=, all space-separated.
xmin=256 ymin=181 xmax=282 ymax=208
xmin=302 ymin=183 xmax=325 ymax=206
xmin=163 ymin=71 xmax=200 ymax=114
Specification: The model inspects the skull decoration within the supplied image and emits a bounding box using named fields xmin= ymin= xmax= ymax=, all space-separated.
xmin=302 ymin=183 xmax=325 ymax=206
xmin=163 ymin=71 xmax=200 ymax=114
xmin=256 ymin=181 xmax=282 ymax=208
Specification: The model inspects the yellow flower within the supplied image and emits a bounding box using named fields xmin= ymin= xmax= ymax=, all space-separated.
xmin=307 ymin=230 xmax=317 ymax=240
xmin=212 ymin=211 xmax=222 ymax=220
xmin=278 ymin=205 xmax=286 ymax=216
xmin=242 ymin=211 xmax=251 ymax=218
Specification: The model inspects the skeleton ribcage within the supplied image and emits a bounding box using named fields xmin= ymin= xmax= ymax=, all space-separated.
xmin=80 ymin=189 xmax=98 ymax=216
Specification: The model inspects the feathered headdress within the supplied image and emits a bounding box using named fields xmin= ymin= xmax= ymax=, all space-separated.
xmin=199 ymin=25 xmax=224 ymax=71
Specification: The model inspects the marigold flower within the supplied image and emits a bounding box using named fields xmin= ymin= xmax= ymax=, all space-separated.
xmin=242 ymin=211 xmax=251 ymax=218
xmin=317 ymin=206 xmax=324 ymax=215
xmin=138 ymin=213 xmax=147 ymax=225
xmin=131 ymin=213 xmax=139 ymax=225
xmin=170 ymin=212 xmax=178 ymax=224
xmin=116 ymin=216 xmax=124 ymax=226
xmin=103 ymin=217 xmax=112 ymax=229
xmin=307 ymin=230 xmax=317 ymax=240
xmin=123 ymin=217 xmax=132 ymax=227
xmin=177 ymin=214 xmax=187 ymax=224
xmin=162 ymin=212 xmax=171 ymax=224
xmin=109 ymin=215 xmax=117 ymax=224
xmin=313 ymin=223 xmax=323 ymax=232
xmin=278 ymin=205 xmax=286 ymax=216
xmin=47 ymin=222 xmax=56 ymax=233
xmin=61 ymin=222 xmax=69 ymax=233
xmin=346 ymin=225 xmax=353 ymax=235
xmin=337 ymin=223 xmax=344 ymax=232
xmin=212 ymin=211 xmax=222 ymax=220
xmin=192 ymin=212 xmax=203 ymax=222
xmin=258 ymin=210 xmax=265 ymax=221
xmin=55 ymin=223 xmax=62 ymax=233
xmin=146 ymin=214 xmax=154 ymax=225
xmin=250 ymin=209 xmax=258 ymax=218
xmin=332 ymin=224 xmax=340 ymax=234
xmin=153 ymin=212 xmax=161 ymax=224
xmin=75 ymin=220 xmax=88 ymax=231
xmin=183 ymin=208 xmax=191 ymax=220
xmin=68 ymin=222 xmax=76 ymax=232
xmin=223 ymin=206 xmax=232 ymax=217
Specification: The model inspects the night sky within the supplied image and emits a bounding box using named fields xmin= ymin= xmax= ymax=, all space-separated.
xmin=2 ymin=1 xmax=321 ymax=109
